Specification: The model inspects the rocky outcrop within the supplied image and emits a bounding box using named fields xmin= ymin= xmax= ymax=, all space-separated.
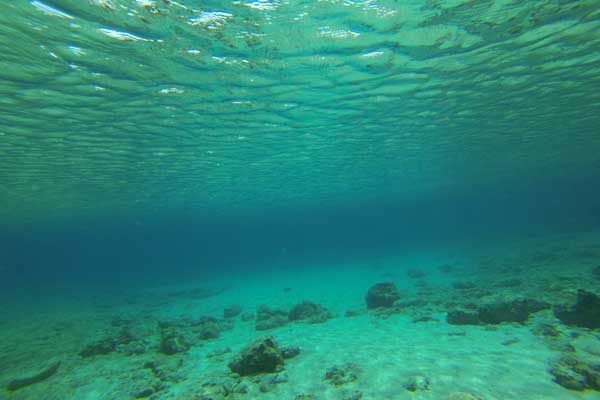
xmin=228 ymin=336 xmax=284 ymax=376
xmin=288 ymin=301 xmax=334 ymax=324
xmin=554 ymin=290 xmax=600 ymax=329
xmin=365 ymin=282 xmax=400 ymax=309
xmin=255 ymin=306 xmax=288 ymax=331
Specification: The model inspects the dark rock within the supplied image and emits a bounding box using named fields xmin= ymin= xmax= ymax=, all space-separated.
xmin=452 ymin=281 xmax=476 ymax=290
xmin=159 ymin=327 xmax=190 ymax=355
xmin=7 ymin=361 xmax=61 ymax=391
xmin=281 ymin=346 xmax=300 ymax=359
xmin=324 ymin=364 xmax=359 ymax=386
xmin=593 ymin=265 xmax=600 ymax=279
xmin=295 ymin=395 xmax=316 ymax=400
xmin=365 ymin=282 xmax=400 ymax=309
xmin=288 ymin=301 xmax=333 ymax=324
xmin=407 ymin=269 xmax=426 ymax=279
xmin=446 ymin=310 xmax=480 ymax=325
xmin=502 ymin=338 xmax=520 ymax=346
xmin=79 ymin=338 xmax=117 ymax=357
xmin=133 ymin=387 xmax=155 ymax=398
xmin=115 ymin=328 xmax=136 ymax=345
xmin=256 ymin=306 xmax=288 ymax=331
xmin=554 ymin=290 xmax=600 ymax=329
xmin=478 ymin=298 xmax=550 ymax=324
xmin=344 ymin=310 xmax=361 ymax=317
xmin=283 ymin=287 xmax=292 ymax=292
xmin=412 ymin=315 xmax=438 ymax=323
xmin=224 ymin=305 xmax=243 ymax=318
xmin=403 ymin=375 xmax=430 ymax=391
xmin=228 ymin=336 xmax=284 ymax=376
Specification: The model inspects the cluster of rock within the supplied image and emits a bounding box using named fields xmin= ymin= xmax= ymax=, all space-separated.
xmin=254 ymin=301 xmax=335 ymax=331
xmin=446 ymin=298 xmax=550 ymax=325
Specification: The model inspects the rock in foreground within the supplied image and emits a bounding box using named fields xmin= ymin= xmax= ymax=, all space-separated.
xmin=228 ymin=336 xmax=284 ymax=376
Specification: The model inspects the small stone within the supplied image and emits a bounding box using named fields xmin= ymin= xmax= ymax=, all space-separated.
xmin=452 ymin=281 xmax=476 ymax=290
xmin=407 ymin=269 xmax=426 ymax=279
xmin=159 ymin=327 xmax=190 ymax=355
xmin=403 ymin=375 xmax=430 ymax=391
xmin=295 ymin=395 xmax=316 ymax=400
xmin=198 ymin=321 xmax=221 ymax=340
xmin=79 ymin=338 xmax=116 ymax=357
xmin=241 ymin=312 xmax=255 ymax=322
xmin=281 ymin=346 xmax=300 ymax=359
xmin=342 ymin=390 xmax=363 ymax=400
xmin=344 ymin=310 xmax=361 ymax=317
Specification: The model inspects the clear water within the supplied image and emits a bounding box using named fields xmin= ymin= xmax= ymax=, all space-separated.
xmin=1 ymin=1 xmax=600 ymax=399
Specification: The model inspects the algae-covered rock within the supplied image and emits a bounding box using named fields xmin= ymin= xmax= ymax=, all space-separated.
xmin=403 ymin=374 xmax=430 ymax=391
xmin=228 ymin=336 xmax=284 ymax=376
xmin=365 ymin=282 xmax=400 ymax=309
xmin=324 ymin=363 xmax=359 ymax=386
xmin=554 ymin=290 xmax=600 ymax=329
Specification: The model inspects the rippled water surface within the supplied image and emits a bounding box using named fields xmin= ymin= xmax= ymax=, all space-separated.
xmin=1 ymin=0 xmax=600 ymax=220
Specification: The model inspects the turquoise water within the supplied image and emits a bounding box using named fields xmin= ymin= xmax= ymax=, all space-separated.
xmin=2 ymin=1 xmax=600 ymax=399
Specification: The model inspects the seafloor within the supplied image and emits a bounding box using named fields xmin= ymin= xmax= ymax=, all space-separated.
xmin=2 ymin=230 xmax=600 ymax=400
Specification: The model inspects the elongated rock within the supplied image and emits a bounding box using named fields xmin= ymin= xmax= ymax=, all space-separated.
xmin=7 ymin=361 xmax=61 ymax=391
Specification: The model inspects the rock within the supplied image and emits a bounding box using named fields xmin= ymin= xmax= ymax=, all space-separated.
xmin=549 ymin=357 xmax=590 ymax=391
xmin=198 ymin=321 xmax=221 ymax=340
xmin=403 ymin=374 xmax=430 ymax=391
xmin=531 ymin=323 xmax=561 ymax=337
xmin=478 ymin=298 xmax=549 ymax=324
xmin=79 ymin=338 xmax=117 ymax=357
xmin=344 ymin=310 xmax=361 ymax=317
xmin=228 ymin=336 xmax=284 ymax=376
xmin=281 ymin=346 xmax=300 ymax=359
xmin=7 ymin=361 xmax=61 ymax=391
xmin=342 ymin=390 xmax=363 ymax=400
xmin=159 ymin=327 xmax=190 ymax=355
xmin=446 ymin=310 xmax=480 ymax=325
xmin=452 ymin=281 xmax=476 ymax=290
xmin=554 ymin=290 xmax=600 ymax=329
xmin=224 ymin=305 xmax=243 ymax=318
xmin=447 ymin=392 xmax=483 ymax=400
xmin=256 ymin=306 xmax=288 ymax=331
xmin=288 ymin=301 xmax=333 ymax=324
xmin=123 ymin=341 xmax=147 ymax=355
xmin=324 ymin=363 xmax=359 ymax=386
xmin=241 ymin=312 xmax=255 ymax=322
xmin=295 ymin=395 xmax=316 ymax=400
xmin=407 ymin=269 xmax=426 ymax=279
xmin=412 ymin=315 xmax=438 ymax=323
xmin=592 ymin=265 xmax=600 ymax=279
xmin=207 ymin=347 xmax=231 ymax=358
xmin=365 ymin=282 xmax=400 ymax=309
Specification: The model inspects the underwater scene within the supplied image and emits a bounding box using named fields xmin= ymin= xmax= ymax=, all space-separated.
xmin=2 ymin=0 xmax=600 ymax=399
